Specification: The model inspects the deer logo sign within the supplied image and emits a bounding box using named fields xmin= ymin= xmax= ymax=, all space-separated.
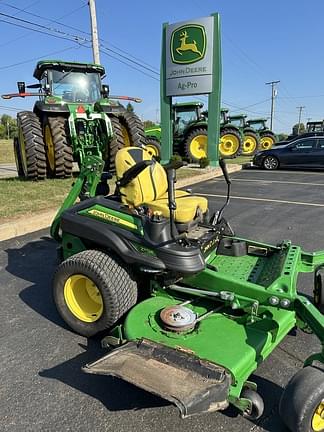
xmin=171 ymin=24 xmax=206 ymax=64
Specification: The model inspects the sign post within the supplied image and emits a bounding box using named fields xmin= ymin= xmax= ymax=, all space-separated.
xmin=160 ymin=14 xmax=221 ymax=166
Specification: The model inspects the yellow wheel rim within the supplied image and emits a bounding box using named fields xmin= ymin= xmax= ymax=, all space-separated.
xmin=145 ymin=144 xmax=160 ymax=158
xmin=121 ymin=125 xmax=131 ymax=147
xmin=44 ymin=125 xmax=55 ymax=171
xmin=189 ymin=134 xmax=207 ymax=159
xmin=312 ymin=401 xmax=324 ymax=432
xmin=243 ymin=136 xmax=257 ymax=154
xmin=18 ymin=126 xmax=27 ymax=176
xmin=64 ymin=274 xmax=104 ymax=323
xmin=260 ymin=136 xmax=275 ymax=150
xmin=219 ymin=134 xmax=240 ymax=157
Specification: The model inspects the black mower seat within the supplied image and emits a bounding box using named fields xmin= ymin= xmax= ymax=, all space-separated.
xmin=115 ymin=147 xmax=208 ymax=224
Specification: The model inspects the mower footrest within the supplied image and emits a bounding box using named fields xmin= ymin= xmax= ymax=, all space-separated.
xmin=83 ymin=339 xmax=231 ymax=417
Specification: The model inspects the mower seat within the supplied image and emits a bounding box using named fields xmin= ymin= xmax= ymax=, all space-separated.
xmin=115 ymin=147 xmax=208 ymax=224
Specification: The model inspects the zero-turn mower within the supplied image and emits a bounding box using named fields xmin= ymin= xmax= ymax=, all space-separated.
xmin=51 ymin=144 xmax=324 ymax=432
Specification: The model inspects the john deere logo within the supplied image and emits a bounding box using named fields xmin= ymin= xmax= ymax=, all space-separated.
xmin=171 ymin=24 xmax=206 ymax=64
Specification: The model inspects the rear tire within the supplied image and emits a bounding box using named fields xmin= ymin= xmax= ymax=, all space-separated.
xmin=263 ymin=155 xmax=279 ymax=170
xmin=260 ymin=132 xmax=276 ymax=150
xmin=117 ymin=111 xmax=146 ymax=148
xmin=107 ymin=115 xmax=125 ymax=172
xmin=13 ymin=136 xmax=24 ymax=177
xmin=17 ymin=111 xmax=46 ymax=180
xmin=43 ymin=117 xmax=73 ymax=178
xmin=242 ymin=131 xmax=259 ymax=156
xmin=219 ymin=128 xmax=242 ymax=159
xmin=185 ymin=127 xmax=208 ymax=162
xmin=53 ymin=249 xmax=138 ymax=337
xmin=279 ymin=366 xmax=324 ymax=432
xmin=145 ymin=138 xmax=161 ymax=160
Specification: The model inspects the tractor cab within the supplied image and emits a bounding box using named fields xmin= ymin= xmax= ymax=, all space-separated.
xmin=173 ymin=101 xmax=203 ymax=136
xmin=220 ymin=108 xmax=229 ymax=125
xmin=246 ymin=118 xmax=267 ymax=131
xmin=306 ymin=121 xmax=324 ymax=133
xmin=228 ymin=114 xmax=247 ymax=129
xmin=32 ymin=60 xmax=107 ymax=104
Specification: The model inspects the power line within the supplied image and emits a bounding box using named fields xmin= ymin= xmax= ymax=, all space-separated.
xmin=0 ymin=10 xmax=160 ymax=79
xmin=1 ymin=1 xmax=159 ymax=72
xmin=0 ymin=45 xmax=81 ymax=71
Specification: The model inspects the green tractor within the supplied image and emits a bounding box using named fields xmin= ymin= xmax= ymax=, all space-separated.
xmin=2 ymin=60 xmax=145 ymax=180
xmin=49 ymin=141 xmax=324 ymax=431
xmin=306 ymin=121 xmax=324 ymax=133
xmin=246 ymin=118 xmax=277 ymax=150
xmin=145 ymin=102 xmax=242 ymax=162
xmin=228 ymin=114 xmax=260 ymax=156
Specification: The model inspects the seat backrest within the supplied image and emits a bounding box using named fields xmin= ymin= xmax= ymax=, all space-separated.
xmin=115 ymin=147 xmax=168 ymax=207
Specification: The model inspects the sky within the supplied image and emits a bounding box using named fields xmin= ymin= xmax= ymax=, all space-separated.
xmin=0 ymin=0 xmax=324 ymax=134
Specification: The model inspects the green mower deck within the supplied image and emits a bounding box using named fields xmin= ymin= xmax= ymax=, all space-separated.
xmin=84 ymin=237 xmax=324 ymax=421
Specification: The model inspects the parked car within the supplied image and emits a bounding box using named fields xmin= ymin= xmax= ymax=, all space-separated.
xmin=253 ymin=136 xmax=324 ymax=170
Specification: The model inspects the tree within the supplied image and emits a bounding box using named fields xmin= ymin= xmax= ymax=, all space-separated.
xmin=143 ymin=120 xmax=156 ymax=128
xmin=0 ymin=114 xmax=17 ymax=139
xmin=292 ymin=123 xmax=305 ymax=136
xmin=278 ymin=133 xmax=288 ymax=141
xmin=126 ymin=102 xmax=134 ymax=113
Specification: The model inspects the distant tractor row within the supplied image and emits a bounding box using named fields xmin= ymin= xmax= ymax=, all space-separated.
xmin=145 ymin=102 xmax=277 ymax=162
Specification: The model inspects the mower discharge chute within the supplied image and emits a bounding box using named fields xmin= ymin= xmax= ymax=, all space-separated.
xmin=50 ymin=138 xmax=324 ymax=431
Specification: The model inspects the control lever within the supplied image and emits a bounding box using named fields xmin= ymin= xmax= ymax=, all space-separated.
xmin=210 ymin=158 xmax=232 ymax=226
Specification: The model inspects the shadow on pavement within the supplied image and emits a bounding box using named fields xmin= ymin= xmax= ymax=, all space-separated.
xmin=5 ymin=235 xmax=70 ymax=330
xmin=39 ymin=339 xmax=169 ymax=413
xmin=39 ymin=338 xmax=286 ymax=431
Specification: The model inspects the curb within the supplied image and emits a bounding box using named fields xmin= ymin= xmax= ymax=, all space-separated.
xmin=0 ymin=164 xmax=241 ymax=242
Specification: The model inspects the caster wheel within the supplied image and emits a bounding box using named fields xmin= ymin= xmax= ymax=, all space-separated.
xmin=241 ymin=387 xmax=264 ymax=420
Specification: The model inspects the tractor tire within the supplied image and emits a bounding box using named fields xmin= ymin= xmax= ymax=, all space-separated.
xmin=17 ymin=111 xmax=46 ymax=180
xmin=260 ymin=132 xmax=276 ymax=150
xmin=107 ymin=115 xmax=125 ymax=172
xmin=242 ymin=131 xmax=259 ymax=156
xmin=185 ymin=127 xmax=208 ymax=162
xmin=13 ymin=136 xmax=24 ymax=177
xmin=43 ymin=117 xmax=73 ymax=178
xmin=53 ymin=249 xmax=138 ymax=337
xmin=279 ymin=366 xmax=324 ymax=432
xmin=117 ymin=111 xmax=146 ymax=148
xmin=219 ymin=128 xmax=242 ymax=159
xmin=145 ymin=137 xmax=161 ymax=160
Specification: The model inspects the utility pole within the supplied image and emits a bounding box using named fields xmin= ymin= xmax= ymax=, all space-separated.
xmin=265 ymin=80 xmax=280 ymax=131
xmin=88 ymin=0 xmax=101 ymax=64
xmin=296 ymin=106 xmax=305 ymax=134
xmin=6 ymin=121 xmax=9 ymax=140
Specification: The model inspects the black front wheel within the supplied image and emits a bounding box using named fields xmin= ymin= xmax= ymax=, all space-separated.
xmin=241 ymin=388 xmax=264 ymax=420
xmin=279 ymin=366 xmax=324 ymax=432
xmin=263 ymin=155 xmax=279 ymax=170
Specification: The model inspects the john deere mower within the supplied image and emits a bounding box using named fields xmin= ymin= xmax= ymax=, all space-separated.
xmin=2 ymin=60 xmax=145 ymax=179
xmin=246 ymin=118 xmax=277 ymax=150
xmin=50 ymin=141 xmax=324 ymax=431
xmin=145 ymin=102 xmax=242 ymax=161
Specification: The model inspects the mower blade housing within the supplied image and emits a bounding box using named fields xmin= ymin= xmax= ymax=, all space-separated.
xmin=83 ymin=339 xmax=231 ymax=418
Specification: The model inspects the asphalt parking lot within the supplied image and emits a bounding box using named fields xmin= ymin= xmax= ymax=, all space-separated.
xmin=1 ymin=168 xmax=324 ymax=432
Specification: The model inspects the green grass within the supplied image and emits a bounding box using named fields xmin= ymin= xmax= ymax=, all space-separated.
xmin=0 ymin=139 xmax=14 ymax=164
xmin=225 ymin=155 xmax=252 ymax=165
xmin=0 ymin=167 xmax=207 ymax=222
xmin=0 ymin=177 xmax=73 ymax=222
xmin=0 ymin=154 xmax=245 ymax=222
